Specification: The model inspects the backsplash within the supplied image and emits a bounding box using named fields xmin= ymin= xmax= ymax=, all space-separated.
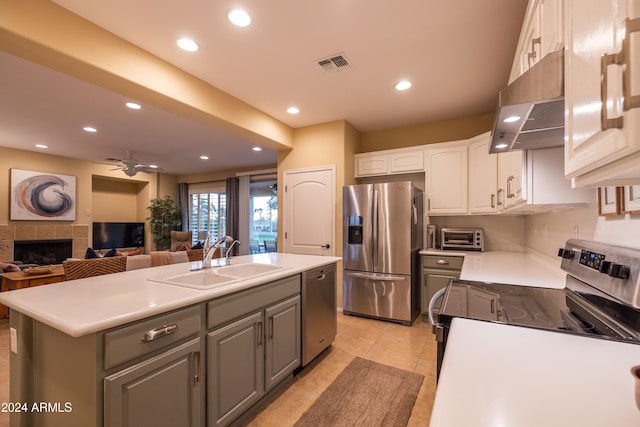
xmin=525 ymin=204 xmax=640 ymax=256
xmin=426 ymin=215 xmax=526 ymax=252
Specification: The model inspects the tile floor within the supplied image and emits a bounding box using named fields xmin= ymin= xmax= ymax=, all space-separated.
xmin=0 ymin=313 xmax=437 ymax=427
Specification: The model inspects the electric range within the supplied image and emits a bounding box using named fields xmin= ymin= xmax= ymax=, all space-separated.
xmin=431 ymin=239 xmax=640 ymax=379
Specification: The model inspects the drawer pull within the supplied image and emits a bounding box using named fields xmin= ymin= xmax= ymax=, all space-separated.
xmin=141 ymin=323 xmax=179 ymax=342
xmin=435 ymin=259 xmax=450 ymax=265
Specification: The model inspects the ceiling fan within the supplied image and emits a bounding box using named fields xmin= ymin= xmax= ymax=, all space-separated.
xmin=104 ymin=151 xmax=163 ymax=177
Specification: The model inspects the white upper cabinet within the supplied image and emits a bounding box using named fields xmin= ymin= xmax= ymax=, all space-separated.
xmin=468 ymin=132 xmax=498 ymax=214
xmin=500 ymin=147 xmax=595 ymax=213
xmin=509 ymin=0 xmax=564 ymax=83
xmin=355 ymin=148 xmax=423 ymax=177
xmin=425 ymin=142 xmax=468 ymax=215
xmin=497 ymin=150 xmax=525 ymax=210
xmin=564 ymin=0 xmax=640 ymax=186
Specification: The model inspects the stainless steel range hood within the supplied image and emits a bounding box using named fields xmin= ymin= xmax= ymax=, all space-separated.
xmin=490 ymin=50 xmax=564 ymax=154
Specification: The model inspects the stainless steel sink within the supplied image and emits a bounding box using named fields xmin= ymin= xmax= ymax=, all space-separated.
xmin=148 ymin=263 xmax=285 ymax=289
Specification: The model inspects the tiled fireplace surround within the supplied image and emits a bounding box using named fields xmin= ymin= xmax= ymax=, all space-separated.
xmin=0 ymin=224 xmax=89 ymax=263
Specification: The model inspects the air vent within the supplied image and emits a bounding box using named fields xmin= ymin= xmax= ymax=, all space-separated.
xmin=316 ymin=53 xmax=351 ymax=73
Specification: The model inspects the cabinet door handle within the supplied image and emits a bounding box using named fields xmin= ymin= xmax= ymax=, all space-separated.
xmin=141 ymin=323 xmax=179 ymax=342
xmin=257 ymin=321 xmax=263 ymax=347
xmin=435 ymin=259 xmax=449 ymax=265
xmin=601 ymin=52 xmax=624 ymax=130
xmin=497 ymin=189 xmax=504 ymax=206
xmin=490 ymin=299 xmax=495 ymax=314
xmin=269 ymin=317 xmax=274 ymax=340
xmin=192 ymin=351 xmax=201 ymax=383
xmin=491 ymin=194 xmax=495 ymax=208
xmin=623 ymin=18 xmax=640 ymax=111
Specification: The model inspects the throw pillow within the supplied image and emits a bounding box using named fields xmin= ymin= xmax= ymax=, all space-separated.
xmin=192 ymin=241 xmax=203 ymax=249
xmin=103 ymin=248 xmax=118 ymax=257
xmin=85 ymin=248 xmax=100 ymax=259
xmin=127 ymin=248 xmax=144 ymax=256
xmin=177 ymin=244 xmax=190 ymax=252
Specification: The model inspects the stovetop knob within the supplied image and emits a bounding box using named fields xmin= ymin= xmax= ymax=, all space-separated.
xmin=557 ymin=248 xmax=574 ymax=259
xmin=608 ymin=263 xmax=630 ymax=279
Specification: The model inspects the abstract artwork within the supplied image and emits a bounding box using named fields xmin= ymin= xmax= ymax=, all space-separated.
xmin=10 ymin=169 xmax=76 ymax=221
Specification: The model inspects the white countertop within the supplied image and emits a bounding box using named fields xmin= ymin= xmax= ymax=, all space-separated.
xmin=430 ymin=318 xmax=640 ymax=427
xmin=420 ymin=249 xmax=566 ymax=288
xmin=0 ymin=253 xmax=341 ymax=337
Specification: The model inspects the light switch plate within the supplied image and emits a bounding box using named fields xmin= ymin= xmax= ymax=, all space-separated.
xmin=10 ymin=327 xmax=17 ymax=354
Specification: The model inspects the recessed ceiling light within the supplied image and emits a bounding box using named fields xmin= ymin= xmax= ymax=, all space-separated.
xmin=503 ymin=116 xmax=521 ymax=123
xmin=495 ymin=143 xmax=509 ymax=149
xmin=253 ymin=147 xmax=262 ymax=152
xmin=395 ymin=80 xmax=412 ymax=91
xmin=35 ymin=144 xmax=48 ymax=149
xmin=149 ymin=164 xmax=158 ymax=169
xmin=227 ymin=9 xmax=251 ymax=27
xmin=83 ymin=126 xmax=97 ymax=133
xmin=126 ymin=102 xmax=142 ymax=110
xmin=200 ymin=155 xmax=209 ymax=160
xmin=177 ymin=38 xmax=199 ymax=52
xmin=287 ymin=106 xmax=300 ymax=114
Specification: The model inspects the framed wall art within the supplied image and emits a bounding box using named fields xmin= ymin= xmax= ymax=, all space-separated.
xmin=10 ymin=169 xmax=76 ymax=221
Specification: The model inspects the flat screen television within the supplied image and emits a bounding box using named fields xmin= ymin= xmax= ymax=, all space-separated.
xmin=92 ymin=222 xmax=145 ymax=250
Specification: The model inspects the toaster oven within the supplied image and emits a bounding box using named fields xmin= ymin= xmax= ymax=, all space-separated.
xmin=440 ymin=228 xmax=484 ymax=251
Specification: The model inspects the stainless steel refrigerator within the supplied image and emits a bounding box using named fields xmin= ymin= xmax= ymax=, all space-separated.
xmin=342 ymin=182 xmax=423 ymax=325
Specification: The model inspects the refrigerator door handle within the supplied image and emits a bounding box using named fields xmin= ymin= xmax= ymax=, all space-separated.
xmin=345 ymin=271 xmax=408 ymax=282
xmin=372 ymin=189 xmax=378 ymax=268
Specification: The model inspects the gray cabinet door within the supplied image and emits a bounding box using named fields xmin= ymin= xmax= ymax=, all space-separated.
xmin=207 ymin=311 xmax=264 ymax=427
xmin=422 ymin=269 xmax=460 ymax=315
xmin=265 ymin=295 xmax=301 ymax=390
xmin=104 ymin=338 xmax=202 ymax=427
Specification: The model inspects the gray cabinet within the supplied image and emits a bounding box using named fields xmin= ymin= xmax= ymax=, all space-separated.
xmin=421 ymin=255 xmax=464 ymax=318
xmin=206 ymin=275 xmax=301 ymax=427
xmin=104 ymin=338 xmax=202 ymax=427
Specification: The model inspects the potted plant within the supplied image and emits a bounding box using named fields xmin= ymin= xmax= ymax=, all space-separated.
xmin=147 ymin=196 xmax=182 ymax=250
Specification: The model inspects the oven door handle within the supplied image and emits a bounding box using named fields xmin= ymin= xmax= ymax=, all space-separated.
xmin=428 ymin=287 xmax=447 ymax=336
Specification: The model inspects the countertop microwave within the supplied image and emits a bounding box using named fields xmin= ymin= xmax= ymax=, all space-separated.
xmin=440 ymin=228 xmax=484 ymax=251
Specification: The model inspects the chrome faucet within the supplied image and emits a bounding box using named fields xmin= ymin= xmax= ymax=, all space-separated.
xmin=224 ymin=240 xmax=241 ymax=265
xmin=202 ymin=235 xmax=234 ymax=268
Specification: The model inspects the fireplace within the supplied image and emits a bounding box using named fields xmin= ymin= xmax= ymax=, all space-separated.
xmin=14 ymin=239 xmax=73 ymax=265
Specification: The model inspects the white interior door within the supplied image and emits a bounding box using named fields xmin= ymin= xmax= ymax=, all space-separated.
xmin=283 ymin=166 xmax=335 ymax=256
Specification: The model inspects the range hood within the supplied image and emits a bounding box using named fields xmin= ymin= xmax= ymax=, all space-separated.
xmin=490 ymin=50 xmax=564 ymax=154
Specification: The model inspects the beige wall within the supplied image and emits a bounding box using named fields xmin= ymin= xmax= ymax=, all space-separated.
xmin=0 ymin=146 xmax=158 ymax=257
xmin=278 ymin=120 xmax=361 ymax=308
xmin=360 ymin=112 xmax=494 ymax=152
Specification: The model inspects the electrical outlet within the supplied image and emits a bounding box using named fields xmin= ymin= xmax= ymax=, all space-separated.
xmin=10 ymin=327 xmax=17 ymax=354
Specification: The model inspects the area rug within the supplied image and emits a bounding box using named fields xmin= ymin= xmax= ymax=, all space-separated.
xmin=294 ymin=357 xmax=424 ymax=427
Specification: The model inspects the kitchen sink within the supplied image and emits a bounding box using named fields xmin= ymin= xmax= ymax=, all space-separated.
xmin=215 ymin=263 xmax=283 ymax=277
xmin=148 ymin=263 xmax=285 ymax=289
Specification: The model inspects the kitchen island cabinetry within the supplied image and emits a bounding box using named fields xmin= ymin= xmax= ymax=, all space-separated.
xmin=207 ymin=275 xmax=300 ymax=427
xmin=104 ymin=338 xmax=202 ymax=427
xmin=564 ymin=0 xmax=640 ymax=186
xmin=2 ymin=254 xmax=338 ymax=427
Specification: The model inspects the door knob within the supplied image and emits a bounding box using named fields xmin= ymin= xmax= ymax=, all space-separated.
xmin=321 ymin=244 xmax=330 ymax=249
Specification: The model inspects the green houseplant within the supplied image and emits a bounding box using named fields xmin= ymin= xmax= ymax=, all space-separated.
xmin=147 ymin=196 xmax=182 ymax=250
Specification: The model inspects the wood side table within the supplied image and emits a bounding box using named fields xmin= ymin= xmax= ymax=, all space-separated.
xmin=0 ymin=265 xmax=66 ymax=317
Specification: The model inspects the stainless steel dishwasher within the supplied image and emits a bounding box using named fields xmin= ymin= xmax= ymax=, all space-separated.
xmin=301 ymin=263 xmax=337 ymax=366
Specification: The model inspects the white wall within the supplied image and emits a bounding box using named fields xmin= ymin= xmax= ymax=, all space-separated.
xmin=525 ymin=204 xmax=640 ymax=256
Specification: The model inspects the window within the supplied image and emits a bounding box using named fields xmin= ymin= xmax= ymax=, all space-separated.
xmin=249 ymin=179 xmax=277 ymax=253
xmin=189 ymin=187 xmax=226 ymax=245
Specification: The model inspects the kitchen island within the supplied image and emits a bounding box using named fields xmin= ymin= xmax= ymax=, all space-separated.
xmin=0 ymin=253 xmax=341 ymax=427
